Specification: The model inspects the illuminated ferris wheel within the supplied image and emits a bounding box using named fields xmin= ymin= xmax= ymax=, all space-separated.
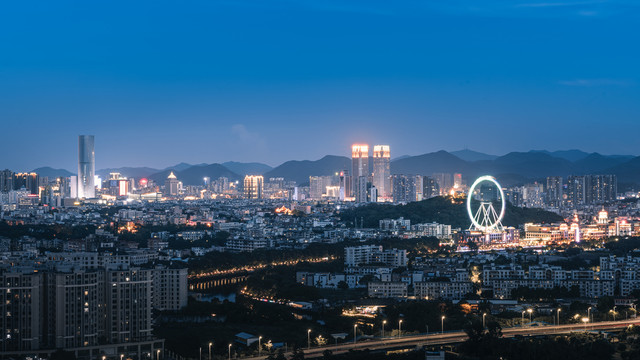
xmin=467 ymin=175 xmax=505 ymax=233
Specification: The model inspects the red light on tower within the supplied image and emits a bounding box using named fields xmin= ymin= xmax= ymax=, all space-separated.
xmin=139 ymin=178 xmax=148 ymax=187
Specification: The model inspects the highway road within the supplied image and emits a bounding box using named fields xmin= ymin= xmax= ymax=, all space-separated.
xmin=248 ymin=318 xmax=640 ymax=359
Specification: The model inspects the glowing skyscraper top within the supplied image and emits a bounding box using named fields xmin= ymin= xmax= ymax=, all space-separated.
xmin=372 ymin=145 xmax=390 ymax=199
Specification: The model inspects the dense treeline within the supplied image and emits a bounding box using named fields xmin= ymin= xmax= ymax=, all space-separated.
xmin=339 ymin=196 xmax=564 ymax=229
xmin=459 ymin=330 xmax=614 ymax=360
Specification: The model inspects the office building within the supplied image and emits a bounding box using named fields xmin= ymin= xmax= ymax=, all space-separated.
xmin=244 ymin=175 xmax=264 ymax=200
xmin=164 ymin=172 xmax=180 ymax=197
xmin=77 ymin=135 xmax=95 ymax=199
xmin=351 ymin=144 xmax=369 ymax=197
xmin=372 ymin=145 xmax=390 ymax=199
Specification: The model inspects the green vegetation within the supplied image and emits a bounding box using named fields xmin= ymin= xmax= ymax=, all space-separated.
xmin=339 ymin=196 xmax=564 ymax=229
xmin=458 ymin=332 xmax=615 ymax=360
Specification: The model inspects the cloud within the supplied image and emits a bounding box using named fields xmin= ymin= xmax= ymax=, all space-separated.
xmin=231 ymin=124 xmax=267 ymax=148
xmin=558 ymin=78 xmax=635 ymax=86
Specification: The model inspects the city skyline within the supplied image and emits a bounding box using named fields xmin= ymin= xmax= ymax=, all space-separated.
xmin=1 ymin=1 xmax=639 ymax=170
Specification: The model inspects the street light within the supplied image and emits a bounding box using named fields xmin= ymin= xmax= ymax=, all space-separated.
xmin=613 ymin=306 xmax=617 ymax=321
xmin=399 ymin=320 xmax=403 ymax=338
xmin=441 ymin=316 xmax=445 ymax=334
xmin=199 ymin=347 xmax=202 ymax=360
xmin=259 ymin=336 xmax=262 ymax=357
xmin=307 ymin=329 xmax=311 ymax=349
xmin=120 ymin=355 xmax=124 ymax=360
xmin=353 ymin=324 xmax=358 ymax=344
xmin=382 ymin=320 xmax=386 ymax=338
xmin=209 ymin=342 xmax=213 ymax=360
xmin=527 ymin=308 xmax=533 ymax=326
xmin=228 ymin=344 xmax=232 ymax=360
xmin=588 ymin=307 xmax=592 ymax=323
xmin=483 ymin=313 xmax=487 ymax=328
xmin=582 ymin=317 xmax=589 ymax=331
xmin=521 ymin=310 xmax=525 ymax=327
xmin=557 ymin=308 xmax=562 ymax=326
xmin=157 ymin=349 xmax=161 ymax=360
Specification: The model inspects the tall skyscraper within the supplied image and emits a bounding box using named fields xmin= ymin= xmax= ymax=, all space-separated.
xmin=77 ymin=135 xmax=95 ymax=199
xmin=566 ymin=175 xmax=585 ymax=207
xmin=244 ymin=175 xmax=264 ymax=199
xmin=351 ymin=144 xmax=369 ymax=197
xmin=0 ymin=169 xmax=14 ymax=193
xmin=372 ymin=145 xmax=391 ymax=199
xmin=164 ymin=172 xmax=180 ymax=197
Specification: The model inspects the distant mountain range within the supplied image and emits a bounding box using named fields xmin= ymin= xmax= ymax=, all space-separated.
xmin=31 ymin=167 xmax=75 ymax=178
xmin=27 ymin=149 xmax=640 ymax=186
xmin=263 ymin=155 xmax=350 ymax=185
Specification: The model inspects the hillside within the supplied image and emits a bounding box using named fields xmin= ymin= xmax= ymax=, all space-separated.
xmin=339 ymin=196 xmax=564 ymax=229
xmin=31 ymin=167 xmax=74 ymax=178
xmin=263 ymin=155 xmax=350 ymax=185
xmin=149 ymin=164 xmax=241 ymax=185
xmin=222 ymin=161 xmax=272 ymax=176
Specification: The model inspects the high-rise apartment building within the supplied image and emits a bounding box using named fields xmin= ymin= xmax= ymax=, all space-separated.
xmin=423 ymin=176 xmax=440 ymax=199
xmin=0 ymin=271 xmax=42 ymax=352
xmin=244 ymin=175 xmax=264 ymax=199
xmin=566 ymin=175 xmax=617 ymax=207
xmin=77 ymin=135 xmax=95 ymax=199
xmin=432 ymin=173 xmax=452 ymax=194
xmin=586 ymin=175 xmax=617 ymax=204
xmin=13 ymin=172 xmax=39 ymax=195
xmin=392 ymin=174 xmax=417 ymax=203
xmin=351 ymin=144 xmax=369 ymax=197
xmin=355 ymin=176 xmax=369 ymax=203
xmin=546 ymin=176 xmax=563 ymax=207
xmin=0 ymin=169 xmax=14 ymax=193
xmin=372 ymin=145 xmax=391 ymax=199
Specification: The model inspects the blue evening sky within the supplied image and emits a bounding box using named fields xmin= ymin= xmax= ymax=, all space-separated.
xmin=0 ymin=0 xmax=639 ymax=170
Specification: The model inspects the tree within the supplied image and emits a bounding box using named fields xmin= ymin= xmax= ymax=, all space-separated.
xmin=50 ymin=349 xmax=77 ymax=360
xmin=322 ymin=350 xmax=334 ymax=360
xmin=337 ymin=281 xmax=349 ymax=290
xmin=598 ymin=296 xmax=615 ymax=312
xmin=291 ymin=346 xmax=305 ymax=360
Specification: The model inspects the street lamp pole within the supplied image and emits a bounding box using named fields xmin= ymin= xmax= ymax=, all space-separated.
xmin=228 ymin=344 xmax=232 ymax=360
xmin=382 ymin=320 xmax=386 ymax=338
xmin=307 ymin=329 xmax=311 ymax=349
xmin=157 ymin=349 xmax=161 ymax=360
xmin=209 ymin=342 xmax=213 ymax=360
xmin=353 ymin=324 xmax=358 ymax=345
xmin=521 ymin=311 xmax=525 ymax=327
xmin=527 ymin=308 xmax=533 ymax=326
xmin=613 ymin=306 xmax=617 ymax=321
xmin=588 ymin=307 xmax=592 ymax=324
xmin=259 ymin=336 xmax=262 ymax=357
xmin=199 ymin=347 xmax=202 ymax=360
xmin=557 ymin=308 xmax=561 ymax=326
xmin=483 ymin=313 xmax=487 ymax=328
xmin=441 ymin=316 xmax=445 ymax=334
xmin=399 ymin=320 xmax=403 ymax=338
